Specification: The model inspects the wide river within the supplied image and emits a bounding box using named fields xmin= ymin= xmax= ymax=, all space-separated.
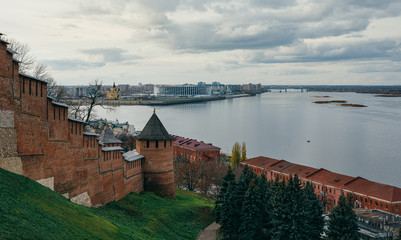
xmin=97 ymin=91 xmax=401 ymax=188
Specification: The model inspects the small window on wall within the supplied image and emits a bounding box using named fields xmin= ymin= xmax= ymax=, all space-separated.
xmin=164 ymin=140 xmax=166 ymax=148
xmin=396 ymin=205 xmax=399 ymax=211
xmin=146 ymin=140 xmax=149 ymax=148
xmin=156 ymin=141 xmax=159 ymax=148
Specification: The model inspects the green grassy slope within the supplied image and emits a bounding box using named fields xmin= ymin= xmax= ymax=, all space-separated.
xmin=0 ymin=168 xmax=214 ymax=240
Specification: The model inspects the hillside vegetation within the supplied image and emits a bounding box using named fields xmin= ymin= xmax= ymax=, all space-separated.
xmin=0 ymin=168 xmax=214 ymax=240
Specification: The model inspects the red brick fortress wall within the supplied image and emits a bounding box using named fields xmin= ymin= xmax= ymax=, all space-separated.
xmin=0 ymin=38 xmax=143 ymax=206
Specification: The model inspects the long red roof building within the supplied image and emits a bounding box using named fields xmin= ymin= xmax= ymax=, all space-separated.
xmin=241 ymin=156 xmax=401 ymax=214
xmin=172 ymin=135 xmax=220 ymax=162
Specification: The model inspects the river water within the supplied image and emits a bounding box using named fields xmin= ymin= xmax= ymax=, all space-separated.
xmin=96 ymin=91 xmax=401 ymax=187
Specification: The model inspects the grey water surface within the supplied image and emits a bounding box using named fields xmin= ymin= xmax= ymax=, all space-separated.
xmin=96 ymin=91 xmax=401 ymax=187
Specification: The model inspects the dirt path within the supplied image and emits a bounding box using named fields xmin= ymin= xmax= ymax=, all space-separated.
xmin=196 ymin=222 xmax=220 ymax=240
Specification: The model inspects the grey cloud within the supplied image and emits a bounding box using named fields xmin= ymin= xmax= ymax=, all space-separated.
xmin=43 ymin=60 xmax=105 ymax=71
xmin=79 ymin=48 xmax=141 ymax=63
xmin=62 ymin=0 xmax=401 ymax=55
xmin=165 ymin=23 xmax=296 ymax=51
xmin=274 ymin=69 xmax=330 ymax=75
xmin=350 ymin=63 xmax=401 ymax=73
xmin=249 ymin=40 xmax=401 ymax=64
xmin=250 ymin=0 xmax=297 ymax=9
xmin=137 ymin=0 xmax=180 ymax=12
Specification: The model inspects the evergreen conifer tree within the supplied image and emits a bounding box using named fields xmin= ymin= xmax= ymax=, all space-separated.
xmin=220 ymin=182 xmax=243 ymax=240
xmin=214 ymin=168 xmax=236 ymax=224
xmin=239 ymin=179 xmax=265 ymax=240
xmin=270 ymin=175 xmax=320 ymax=240
xmin=270 ymin=176 xmax=291 ymax=240
xmin=222 ymin=164 xmax=257 ymax=239
xmin=238 ymin=164 xmax=256 ymax=187
xmin=303 ymin=181 xmax=324 ymax=239
xmin=286 ymin=175 xmax=310 ymax=240
xmin=326 ymin=194 xmax=359 ymax=240
xmin=258 ymin=173 xmax=272 ymax=238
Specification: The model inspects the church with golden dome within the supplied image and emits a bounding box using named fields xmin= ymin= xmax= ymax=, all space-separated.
xmin=106 ymin=82 xmax=121 ymax=100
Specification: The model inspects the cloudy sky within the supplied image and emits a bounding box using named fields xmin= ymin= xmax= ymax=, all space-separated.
xmin=1 ymin=0 xmax=401 ymax=86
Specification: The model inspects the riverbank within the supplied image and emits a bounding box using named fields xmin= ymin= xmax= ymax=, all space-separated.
xmin=64 ymin=93 xmax=257 ymax=106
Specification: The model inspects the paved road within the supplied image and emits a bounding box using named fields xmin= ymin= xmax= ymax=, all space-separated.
xmin=196 ymin=222 xmax=220 ymax=240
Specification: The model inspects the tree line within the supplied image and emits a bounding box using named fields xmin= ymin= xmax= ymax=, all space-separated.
xmin=174 ymin=155 xmax=228 ymax=198
xmin=214 ymin=165 xmax=360 ymax=240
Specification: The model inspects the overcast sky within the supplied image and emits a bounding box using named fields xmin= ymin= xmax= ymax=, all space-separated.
xmin=1 ymin=0 xmax=401 ymax=86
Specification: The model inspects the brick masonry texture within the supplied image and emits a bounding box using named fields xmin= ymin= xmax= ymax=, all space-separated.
xmin=0 ymin=39 xmax=162 ymax=206
xmin=136 ymin=139 xmax=175 ymax=198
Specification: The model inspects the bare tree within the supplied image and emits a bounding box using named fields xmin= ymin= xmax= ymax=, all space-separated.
xmin=53 ymin=86 xmax=67 ymax=101
xmin=5 ymin=37 xmax=36 ymax=73
xmin=68 ymin=100 xmax=88 ymax=120
xmin=85 ymin=80 xmax=104 ymax=122
xmin=174 ymin=156 xmax=206 ymax=191
xmin=5 ymin=37 xmax=57 ymax=97
xmin=68 ymin=80 xmax=108 ymax=122
xmin=174 ymin=154 xmax=229 ymax=196
xmin=33 ymin=63 xmax=58 ymax=97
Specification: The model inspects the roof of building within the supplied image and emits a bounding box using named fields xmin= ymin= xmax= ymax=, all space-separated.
xmin=172 ymin=135 xmax=221 ymax=151
xmin=344 ymin=177 xmax=401 ymax=203
xmin=242 ymin=156 xmax=401 ymax=203
xmin=242 ymin=156 xmax=281 ymax=169
xmin=68 ymin=118 xmax=86 ymax=124
xmin=102 ymin=146 xmax=124 ymax=152
xmin=52 ymin=101 xmax=69 ymax=108
xmin=13 ymin=58 xmax=22 ymax=63
xmin=99 ymin=125 xmax=123 ymax=144
xmin=136 ymin=112 xmax=174 ymax=141
xmin=19 ymin=73 xmax=48 ymax=84
xmin=276 ymin=161 xmax=319 ymax=179
xmin=0 ymin=38 xmax=9 ymax=45
xmin=305 ymin=168 xmax=354 ymax=188
xmin=83 ymin=132 xmax=99 ymax=137
xmin=123 ymin=150 xmax=144 ymax=162
xmin=7 ymin=48 xmax=17 ymax=54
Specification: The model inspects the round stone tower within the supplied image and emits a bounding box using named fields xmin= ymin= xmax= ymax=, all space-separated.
xmin=136 ymin=110 xmax=175 ymax=198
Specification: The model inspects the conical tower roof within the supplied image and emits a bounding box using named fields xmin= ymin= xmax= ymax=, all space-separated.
xmin=99 ymin=125 xmax=122 ymax=144
xmin=136 ymin=112 xmax=174 ymax=141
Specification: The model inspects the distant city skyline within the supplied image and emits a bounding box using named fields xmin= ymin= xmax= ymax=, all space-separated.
xmin=1 ymin=0 xmax=401 ymax=86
